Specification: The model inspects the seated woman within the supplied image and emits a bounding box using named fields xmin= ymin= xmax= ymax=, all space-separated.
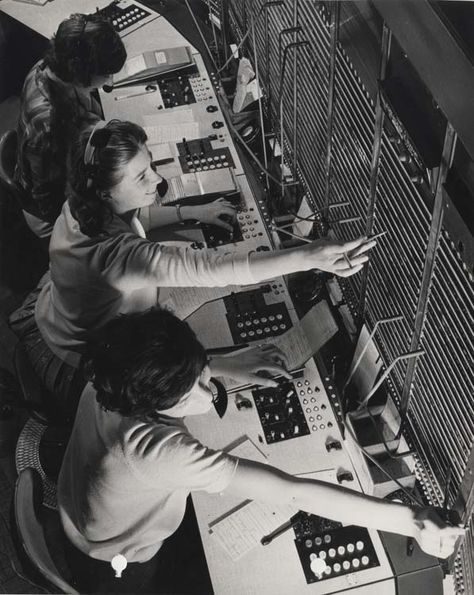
xmin=16 ymin=13 xmax=126 ymax=239
xmin=10 ymin=119 xmax=375 ymax=418
xmin=58 ymin=309 xmax=463 ymax=594
xmin=16 ymin=14 xmax=232 ymax=241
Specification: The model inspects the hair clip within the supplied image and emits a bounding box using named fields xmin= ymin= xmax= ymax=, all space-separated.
xmin=83 ymin=120 xmax=110 ymax=166
xmin=90 ymin=128 xmax=113 ymax=149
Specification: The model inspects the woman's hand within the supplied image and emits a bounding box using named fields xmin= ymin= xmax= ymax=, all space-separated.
xmin=299 ymin=236 xmax=377 ymax=277
xmin=412 ymin=508 xmax=464 ymax=558
xmin=209 ymin=344 xmax=292 ymax=387
xmin=194 ymin=198 xmax=237 ymax=231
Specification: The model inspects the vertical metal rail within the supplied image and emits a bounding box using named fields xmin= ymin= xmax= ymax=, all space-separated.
xmin=251 ymin=10 xmax=270 ymax=189
xmin=220 ymin=0 xmax=230 ymax=66
xmin=323 ymin=1 xmax=340 ymax=219
xmin=399 ymin=123 xmax=458 ymax=418
xmin=277 ymin=27 xmax=303 ymax=201
xmin=292 ymin=0 xmax=299 ymax=172
xmin=264 ymin=4 xmax=271 ymax=117
xmin=206 ymin=0 xmax=222 ymax=70
xmin=357 ymin=24 xmax=391 ymax=321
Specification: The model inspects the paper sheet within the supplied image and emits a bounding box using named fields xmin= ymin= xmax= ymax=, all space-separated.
xmin=268 ymin=300 xmax=338 ymax=371
xmin=122 ymin=54 xmax=147 ymax=78
xmin=210 ymin=501 xmax=296 ymax=561
xmin=143 ymin=122 xmax=200 ymax=145
xmin=162 ymin=286 xmax=242 ymax=320
xmin=228 ymin=437 xmax=267 ymax=463
xmin=149 ymin=143 xmax=174 ymax=161
xmin=209 ymin=467 xmax=338 ymax=561
xmin=143 ymin=109 xmax=195 ymax=127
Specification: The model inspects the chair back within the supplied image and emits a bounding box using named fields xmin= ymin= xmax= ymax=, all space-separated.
xmin=14 ymin=467 xmax=79 ymax=594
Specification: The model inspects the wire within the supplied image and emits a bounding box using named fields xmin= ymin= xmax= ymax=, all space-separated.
xmin=216 ymin=2 xmax=280 ymax=75
xmin=183 ymin=0 xmax=218 ymax=72
xmin=226 ymin=118 xmax=287 ymax=187
xmin=343 ymin=414 xmax=424 ymax=508
xmin=270 ymin=225 xmax=312 ymax=243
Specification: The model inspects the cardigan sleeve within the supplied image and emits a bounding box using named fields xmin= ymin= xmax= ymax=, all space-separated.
xmin=93 ymin=232 xmax=258 ymax=290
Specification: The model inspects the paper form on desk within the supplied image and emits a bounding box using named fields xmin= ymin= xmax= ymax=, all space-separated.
xmin=227 ymin=436 xmax=267 ymax=463
xmin=209 ymin=468 xmax=337 ymax=561
xmin=144 ymin=122 xmax=200 ymax=145
xmin=143 ymin=109 xmax=195 ymax=127
xmin=162 ymin=286 xmax=242 ymax=320
xmin=210 ymin=501 xmax=297 ymax=561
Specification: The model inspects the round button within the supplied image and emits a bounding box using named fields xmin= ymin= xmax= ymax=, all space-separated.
xmin=309 ymin=553 xmax=317 ymax=561
xmin=310 ymin=558 xmax=327 ymax=577
xmin=317 ymin=550 xmax=327 ymax=560
xmin=337 ymin=546 xmax=345 ymax=556
xmin=305 ymin=539 xmax=312 ymax=548
xmin=333 ymin=563 xmax=341 ymax=572
xmin=362 ymin=556 xmax=370 ymax=566
xmin=323 ymin=535 xmax=331 ymax=544
xmin=343 ymin=560 xmax=351 ymax=570
xmin=324 ymin=566 xmax=332 ymax=576
xmin=328 ymin=548 xmax=336 ymax=558
xmin=352 ymin=558 xmax=360 ymax=568
xmin=347 ymin=543 xmax=355 ymax=554
xmin=356 ymin=541 xmax=364 ymax=551
xmin=315 ymin=537 xmax=322 ymax=546
xmin=309 ymin=417 xmax=314 ymax=422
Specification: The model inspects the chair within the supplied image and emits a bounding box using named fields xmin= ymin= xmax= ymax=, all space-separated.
xmin=14 ymin=467 xmax=79 ymax=594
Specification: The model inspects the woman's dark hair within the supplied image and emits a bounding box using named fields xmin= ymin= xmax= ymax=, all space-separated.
xmin=68 ymin=120 xmax=148 ymax=236
xmin=85 ymin=309 xmax=208 ymax=420
xmin=45 ymin=13 xmax=126 ymax=87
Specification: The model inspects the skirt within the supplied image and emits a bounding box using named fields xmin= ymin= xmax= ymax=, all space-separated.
xmin=9 ymin=276 xmax=86 ymax=422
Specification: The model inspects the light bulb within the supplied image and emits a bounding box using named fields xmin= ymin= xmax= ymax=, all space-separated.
xmin=111 ymin=554 xmax=128 ymax=578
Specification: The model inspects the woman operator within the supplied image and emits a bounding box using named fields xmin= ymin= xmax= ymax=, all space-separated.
xmin=10 ymin=119 xmax=376 ymax=417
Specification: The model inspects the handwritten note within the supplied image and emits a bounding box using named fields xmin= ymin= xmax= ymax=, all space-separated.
xmin=210 ymin=500 xmax=296 ymax=561
xmin=209 ymin=467 xmax=338 ymax=561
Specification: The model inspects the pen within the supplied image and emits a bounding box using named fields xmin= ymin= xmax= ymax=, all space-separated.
xmin=342 ymin=253 xmax=353 ymax=269
xmin=152 ymin=157 xmax=175 ymax=167
xmin=367 ymin=230 xmax=387 ymax=241
xmin=261 ymin=519 xmax=293 ymax=546
xmin=114 ymin=86 xmax=157 ymax=101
